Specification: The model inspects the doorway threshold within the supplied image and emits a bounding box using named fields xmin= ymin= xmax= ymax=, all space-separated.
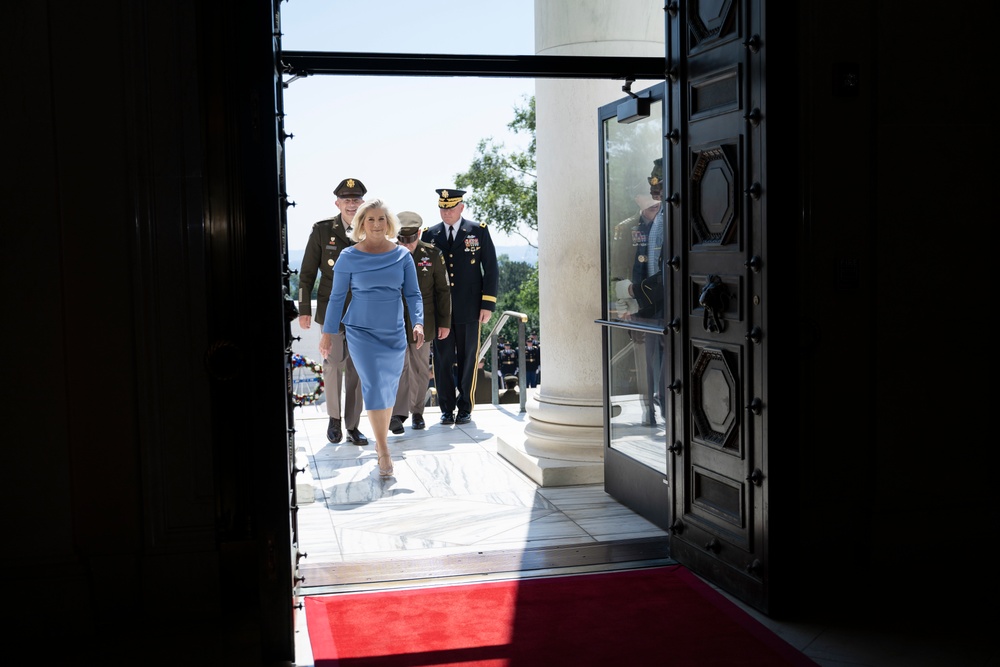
xmin=299 ymin=536 xmax=673 ymax=595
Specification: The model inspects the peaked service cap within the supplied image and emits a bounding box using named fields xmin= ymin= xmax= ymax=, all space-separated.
xmin=436 ymin=188 xmax=466 ymax=209
xmin=333 ymin=178 xmax=367 ymax=197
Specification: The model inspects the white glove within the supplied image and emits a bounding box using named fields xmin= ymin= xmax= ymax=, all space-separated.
xmin=614 ymin=280 xmax=639 ymax=314
xmin=617 ymin=298 xmax=639 ymax=314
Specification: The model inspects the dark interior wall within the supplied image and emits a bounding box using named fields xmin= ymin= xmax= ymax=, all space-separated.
xmin=3 ymin=1 xmax=293 ymax=664
xmin=785 ymin=0 xmax=879 ymax=611
xmin=5 ymin=0 xmax=143 ymax=616
xmin=789 ymin=0 xmax=996 ymax=618
xmin=749 ymin=0 xmax=996 ymax=622
xmin=871 ymin=1 xmax=994 ymax=603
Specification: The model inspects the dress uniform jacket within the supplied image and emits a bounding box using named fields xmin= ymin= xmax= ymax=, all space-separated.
xmin=402 ymin=241 xmax=452 ymax=342
xmin=298 ymin=214 xmax=354 ymax=328
xmin=524 ymin=344 xmax=540 ymax=375
xmin=420 ymin=218 xmax=498 ymax=323
xmin=611 ymin=212 xmax=642 ymax=281
xmin=498 ymin=346 xmax=518 ymax=378
xmin=630 ymin=217 xmax=654 ymax=288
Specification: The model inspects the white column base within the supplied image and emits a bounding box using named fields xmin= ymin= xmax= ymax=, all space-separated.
xmin=497 ymin=393 xmax=606 ymax=487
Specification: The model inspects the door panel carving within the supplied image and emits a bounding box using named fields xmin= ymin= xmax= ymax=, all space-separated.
xmin=668 ymin=0 xmax=769 ymax=611
xmin=690 ymin=142 xmax=740 ymax=246
xmin=689 ymin=344 xmax=741 ymax=450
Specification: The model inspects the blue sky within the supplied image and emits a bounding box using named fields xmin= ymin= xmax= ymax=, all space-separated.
xmin=280 ymin=0 xmax=537 ymax=250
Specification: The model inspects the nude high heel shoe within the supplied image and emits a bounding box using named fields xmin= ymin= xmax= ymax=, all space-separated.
xmin=377 ymin=453 xmax=394 ymax=478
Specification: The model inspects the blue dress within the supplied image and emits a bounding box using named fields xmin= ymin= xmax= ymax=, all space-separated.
xmin=322 ymin=245 xmax=424 ymax=411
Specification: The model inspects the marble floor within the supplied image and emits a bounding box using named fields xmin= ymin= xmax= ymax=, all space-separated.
xmin=292 ymin=402 xmax=670 ymax=580
xmin=291 ymin=401 xmax=996 ymax=667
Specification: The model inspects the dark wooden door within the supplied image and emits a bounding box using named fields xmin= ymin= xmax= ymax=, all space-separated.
xmin=665 ymin=0 xmax=771 ymax=612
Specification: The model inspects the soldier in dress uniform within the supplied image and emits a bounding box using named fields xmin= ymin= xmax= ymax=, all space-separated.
xmin=611 ymin=187 xmax=660 ymax=318
xmin=523 ymin=337 xmax=540 ymax=388
xmin=421 ymin=188 xmax=499 ymax=425
xmin=498 ymin=341 xmax=518 ymax=383
xmin=389 ymin=214 xmax=452 ymax=434
xmin=495 ymin=338 xmax=506 ymax=389
xmin=611 ymin=183 xmax=662 ymax=425
xmin=297 ymin=177 xmax=369 ymax=445
xmin=622 ymin=159 xmax=668 ymax=424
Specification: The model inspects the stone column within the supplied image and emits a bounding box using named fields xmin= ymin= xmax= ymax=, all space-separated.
xmin=498 ymin=0 xmax=663 ymax=486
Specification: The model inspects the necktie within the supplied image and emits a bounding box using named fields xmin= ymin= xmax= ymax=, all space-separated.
xmin=448 ymin=226 xmax=455 ymax=245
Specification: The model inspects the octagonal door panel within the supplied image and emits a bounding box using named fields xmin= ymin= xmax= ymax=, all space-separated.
xmin=666 ymin=0 xmax=770 ymax=612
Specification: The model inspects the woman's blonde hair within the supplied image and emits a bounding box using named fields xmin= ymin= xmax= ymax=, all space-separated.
xmin=349 ymin=198 xmax=399 ymax=242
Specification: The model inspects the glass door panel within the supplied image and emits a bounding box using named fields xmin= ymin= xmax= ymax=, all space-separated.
xmin=598 ymin=81 xmax=670 ymax=529
xmin=607 ymin=326 xmax=666 ymax=474
xmin=600 ymin=86 xmax=666 ymax=474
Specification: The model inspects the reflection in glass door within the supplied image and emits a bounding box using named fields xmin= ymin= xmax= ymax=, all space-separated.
xmin=604 ymin=90 xmax=666 ymax=473
xmin=598 ymin=82 xmax=670 ymax=529
xmin=607 ymin=326 xmax=666 ymax=474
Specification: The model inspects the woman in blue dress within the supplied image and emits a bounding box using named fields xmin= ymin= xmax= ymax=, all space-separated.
xmin=320 ymin=199 xmax=424 ymax=477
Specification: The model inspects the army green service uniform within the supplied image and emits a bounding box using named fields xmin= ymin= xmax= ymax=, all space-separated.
xmin=393 ymin=232 xmax=452 ymax=424
xmin=298 ymin=212 xmax=363 ymax=432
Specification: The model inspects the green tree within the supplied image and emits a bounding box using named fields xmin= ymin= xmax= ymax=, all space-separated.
xmin=288 ymin=273 xmax=319 ymax=302
xmin=497 ymin=255 xmax=533 ymax=300
xmin=458 ymin=96 xmax=541 ymax=357
xmin=495 ymin=255 xmax=535 ymax=339
xmin=454 ymin=95 xmax=536 ymax=247
xmin=515 ymin=266 xmax=539 ymax=331
xmin=481 ymin=256 xmax=538 ymax=374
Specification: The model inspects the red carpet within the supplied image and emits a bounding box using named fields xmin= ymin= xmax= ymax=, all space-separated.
xmin=305 ymin=565 xmax=817 ymax=666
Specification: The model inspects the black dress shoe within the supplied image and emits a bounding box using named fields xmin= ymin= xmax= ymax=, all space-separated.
xmin=439 ymin=412 xmax=455 ymax=425
xmin=389 ymin=416 xmax=405 ymax=435
xmin=346 ymin=428 xmax=368 ymax=445
xmin=327 ymin=418 xmax=343 ymax=444
xmin=455 ymin=411 xmax=472 ymax=425
xmin=411 ymin=414 xmax=425 ymax=430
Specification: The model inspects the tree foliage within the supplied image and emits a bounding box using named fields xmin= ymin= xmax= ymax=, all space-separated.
xmin=454 ymin=96 xmax=536 ymax=247
xmin=490 ymin=257 xmax=539 ymax=344
xmin=459 ymin=96 xmax=541 ymax=351
xmin=497 ymin=255 xmax=533 ymax=298
xmin=288 ymin=273 xmax=318 ymax=301
xmin=515 ymin=266 xmax=539 ymax=316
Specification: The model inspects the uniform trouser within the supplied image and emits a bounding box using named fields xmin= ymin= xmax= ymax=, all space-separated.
xmin=644 ymin=331 xmax=665 ymax=420
xmin=392 ymin=340 xmax=431 ymax=417
xmin=631 ymin=332 xmax=654 ymax=423
xmin=432 ymin=321 xmax=481 ymax=414
xmin=323 ymin=331 xmax=363 ymax=428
